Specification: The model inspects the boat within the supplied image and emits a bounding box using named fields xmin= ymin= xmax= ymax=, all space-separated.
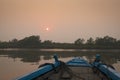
xmin=16 ymin=54 xmax=120 ymax=80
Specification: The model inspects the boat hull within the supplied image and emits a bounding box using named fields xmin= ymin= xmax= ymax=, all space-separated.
xmin=16 ymin=55 xmax=120 ymax=80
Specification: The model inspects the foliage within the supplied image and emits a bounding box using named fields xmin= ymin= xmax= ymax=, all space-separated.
xmin=18 ymin=36 xmax=41 ymax=48
xmin=43 ymin=40 xmax=52 ymax=45
xmin=0 ymin=35 xmax=119 ymax=49
xmin=74 ymin=38 xmax=85 ymax=45
xmin=86 ymin=37 xmax=94 ymax=45
xmin=95 ymin=36 xmax=117 ymax=46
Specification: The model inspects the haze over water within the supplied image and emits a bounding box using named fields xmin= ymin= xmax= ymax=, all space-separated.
xmin=0 ymin=0 xmax=120 ymax=42
xmin=0 ymin=49 xmax=120 ymax=80
xmin=0 ymin=1 xmax=120 ymax=80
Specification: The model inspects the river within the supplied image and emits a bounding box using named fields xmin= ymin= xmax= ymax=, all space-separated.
xmin=0 ymin=49 xmax=120 ymax=80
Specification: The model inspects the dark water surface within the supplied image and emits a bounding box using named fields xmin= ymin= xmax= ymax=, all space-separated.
xmin=0 ymin=49 xmax=120 ymax=80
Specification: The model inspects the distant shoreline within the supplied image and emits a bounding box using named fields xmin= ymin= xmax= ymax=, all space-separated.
xmin=0 ymin=48 xmax=120 ymax=52
xmin=0 ymin=35 xmax=120 ymax=49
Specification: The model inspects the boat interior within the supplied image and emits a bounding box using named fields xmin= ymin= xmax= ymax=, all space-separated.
xmin=35 ymin=62 xmax=109 ymax=80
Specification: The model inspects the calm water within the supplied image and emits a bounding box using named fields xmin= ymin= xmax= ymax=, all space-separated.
xmin=0 ymin=49 xmax=120 ymax=80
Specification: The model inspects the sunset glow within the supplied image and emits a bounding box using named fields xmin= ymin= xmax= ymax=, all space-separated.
xmin=0 ymin=0 xmax=120 ymax=42
xmin=0 ymin=1 xmax=120 ymax=80
xmin=46 ymin=28 xmax=49 ymax=31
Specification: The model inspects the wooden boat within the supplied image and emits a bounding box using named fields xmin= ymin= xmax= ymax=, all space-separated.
xmin=17 ymin=54 xmax=120 ymax=80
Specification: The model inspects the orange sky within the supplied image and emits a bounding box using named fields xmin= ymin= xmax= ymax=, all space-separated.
xmin=0 ymin=0 xmax=120 ymax=42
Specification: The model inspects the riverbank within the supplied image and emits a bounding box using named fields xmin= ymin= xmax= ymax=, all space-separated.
xmin=0 ymin=48 xmax=120 ymax=52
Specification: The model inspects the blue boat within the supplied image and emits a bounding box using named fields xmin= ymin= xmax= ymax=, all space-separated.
xmin=16 ymin=54 xmax=120 ymax=80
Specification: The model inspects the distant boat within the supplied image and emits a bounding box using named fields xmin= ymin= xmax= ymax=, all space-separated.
xmin=16 ymin=54 xmax=120 ymax=80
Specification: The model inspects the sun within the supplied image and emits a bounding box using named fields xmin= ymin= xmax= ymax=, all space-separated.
xmin=46 ymin=27 xmax=49 ymax=31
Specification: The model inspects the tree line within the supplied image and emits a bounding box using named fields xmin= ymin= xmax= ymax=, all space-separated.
xmin=0 ymin=35 xmax=120 ymax=49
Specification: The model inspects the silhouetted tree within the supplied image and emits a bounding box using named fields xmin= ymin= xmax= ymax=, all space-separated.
xmin=0 ymin=41 xmax=8 ymax=48
xmin=9 ymin=39 xmax=18 ymax=48
xmin=0 ymin=35 xmax=119 ymax=49
xmin=11 ymin=39 xmax=18 ymax=43
xmin=74 ymin=38 xmax=85 ymax=45
xmin=103 ymin=36 xmax=116 ymax=46
xmin=86 ymin=37 xmax=94 ymax=45
xmin=117 ymin=40 xmax=120 ymax=46
xmin=42 ymin=40 xmax=52 ymax=45
xmin=95 ymin=36 xmax=117 ymax=46
xmin=18 ymin=35 xmax=41 ymax=48
xmin=95 ymin=37 xmax=103 ymax=45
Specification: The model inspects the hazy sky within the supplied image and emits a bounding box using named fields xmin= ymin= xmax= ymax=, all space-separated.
xmin=0 ymin=0 xmax=120 ymax=42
